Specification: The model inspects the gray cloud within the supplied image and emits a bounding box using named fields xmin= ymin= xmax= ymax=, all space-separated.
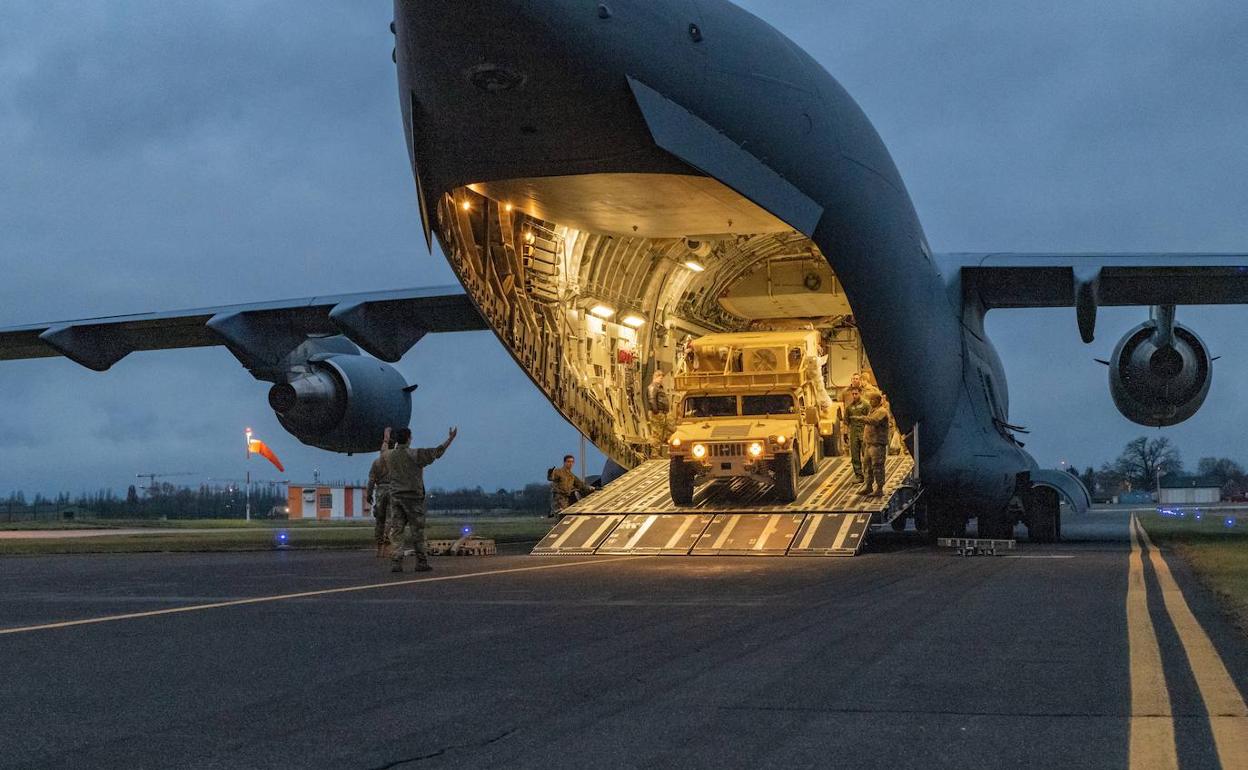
xmin=1 ymin=1 xmax=1246 ymax=495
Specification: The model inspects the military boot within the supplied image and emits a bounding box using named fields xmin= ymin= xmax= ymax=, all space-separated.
xmin=413 ymin=562 xmax=433 ymax=573
xmin=390 ymin=560 xmax=404 ymax=573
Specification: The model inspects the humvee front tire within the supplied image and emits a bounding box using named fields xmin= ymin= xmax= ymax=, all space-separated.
xmin=773 ymin=451 xmax=798 ymax=503
xmin=669 ymin=457 xmax=695 ymax=505
xmin=800 ymin=444 xmax=817 ymax=476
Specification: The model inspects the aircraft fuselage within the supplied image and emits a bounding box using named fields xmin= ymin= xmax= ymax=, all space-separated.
xmin=394 ymin=0 xmax=1036 ymax=517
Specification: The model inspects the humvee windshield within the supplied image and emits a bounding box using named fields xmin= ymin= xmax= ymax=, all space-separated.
xmin=741 ymin=394 xmax=796 ymax=416
xmin=683 ymin=395 xmax=737 ymax=418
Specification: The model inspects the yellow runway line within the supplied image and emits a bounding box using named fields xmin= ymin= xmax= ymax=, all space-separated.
xmin=1135 ymin=517 xmax=1248 ymax=770
xmin=0 ymin=556 xmax=650 ymax=637
xmin=1127 ymin=515 xmax=1178 ymax=770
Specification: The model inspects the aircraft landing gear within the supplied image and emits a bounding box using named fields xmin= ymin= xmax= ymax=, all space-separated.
xmin=1025 ymin=487 xmax=1061 ymax=543
xmin=921 ymin=501 xmax=966 ymax=541
xmin=977 ymin=507 xmax=1014 ymax=540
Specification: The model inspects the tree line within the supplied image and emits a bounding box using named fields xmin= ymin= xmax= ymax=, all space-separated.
xmin=2 ymin=481 xmax=556 ymax=520
xmin=1072 ymin=436 xmax=1248 ymax=500
xmin=2 ymin=483 xmax=288 ymax=521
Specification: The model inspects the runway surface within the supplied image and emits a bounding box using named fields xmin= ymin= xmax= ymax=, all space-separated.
xmin=1 ymin=510 xmax=1245 ymax=769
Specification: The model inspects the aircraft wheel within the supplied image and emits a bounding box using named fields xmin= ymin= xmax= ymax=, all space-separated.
xmin=773 ymin=452 xmax=798 ymax=503
xmin=927 ymin=505 xmax=967 ymax=541
xmin=977 ymin=509 xmax=1012 ymax=540
xmin=669 ymin=458 xmax=694 ymax=505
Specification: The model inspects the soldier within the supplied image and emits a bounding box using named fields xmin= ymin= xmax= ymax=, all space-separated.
xmin=550 ymin=454 xmax=594 ymax=516
xmin=858 ymin=392 xmax=890 ymax=497
xmin=646 ymin=369 xmax=671 ymax=451
xmin=366 ymin=428 xmax=395 ymax=558
xmin=843 ymin=386 xmax=871 ymax=484
xmin=841 ymin=371 xmax=879 ymax=406
xmin=386 ymin=426 xmax=457 ymax=573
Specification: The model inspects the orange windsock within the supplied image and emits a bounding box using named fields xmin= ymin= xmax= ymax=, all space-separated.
xmin=248 ymin=438 xmax=285 ymax=473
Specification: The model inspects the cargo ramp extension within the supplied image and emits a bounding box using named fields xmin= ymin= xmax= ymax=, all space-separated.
xmin=534 ymin=455 xmax=915 ymax=557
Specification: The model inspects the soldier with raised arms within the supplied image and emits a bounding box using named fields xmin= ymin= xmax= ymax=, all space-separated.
xmin=385 ymin=426 xmax=457 ymax=573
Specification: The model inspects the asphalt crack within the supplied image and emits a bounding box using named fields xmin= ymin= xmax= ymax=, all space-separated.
xmin=368 ymin=727 xmax=518 ymax=768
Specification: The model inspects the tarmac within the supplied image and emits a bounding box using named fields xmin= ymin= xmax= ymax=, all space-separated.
xmin=0 ymin=509 xmax=1245 ymax=769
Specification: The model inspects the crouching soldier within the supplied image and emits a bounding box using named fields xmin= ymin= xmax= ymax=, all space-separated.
xmin=386 ymin=426 xmax=457 ymax=573
xmin=549 ymin=454 xmax=594 ymax=517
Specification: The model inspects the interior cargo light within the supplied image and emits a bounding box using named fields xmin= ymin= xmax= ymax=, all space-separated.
xmin=692 ymin=443 xmax=708 ymax=459
xmin=684 ymin=260 xmax=706 ymax=272
xmin=589 ymin=304 xmax=616 ymax=319
xmin=461 ymin=200 xmax=472 ymax=211
xmin=524 ymin=230 xmax=536 ymax=245
xmin=504 ymin=202 xmax=514 ymax=212
xmin=621 ymin=313 xmax=646 ymax=328
xmin=748 ymin=442 xmax=763 ymax=457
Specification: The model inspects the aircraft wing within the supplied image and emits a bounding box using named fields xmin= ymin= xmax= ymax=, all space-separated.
xmin=941 ymin=253 xmax=1248 ymax=342
xmin=0 ymin=286 xmax=487 ymax=371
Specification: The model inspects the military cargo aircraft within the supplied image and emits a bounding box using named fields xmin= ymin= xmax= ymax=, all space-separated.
xmin=3 ymin=0 xmax=1247 ymax=540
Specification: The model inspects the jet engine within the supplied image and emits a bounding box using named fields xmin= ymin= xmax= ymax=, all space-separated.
xmin=267 ymin=354 xmax=412 ymax=453
xmin=1108 ymin=306 xmax=1211 ymax=427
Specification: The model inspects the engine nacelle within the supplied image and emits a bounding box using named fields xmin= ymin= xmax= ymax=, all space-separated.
xmin=267 ymin=354 xmax=412 ymax=453
xmin=1109 ymin=320 xmax=1211 ymax=427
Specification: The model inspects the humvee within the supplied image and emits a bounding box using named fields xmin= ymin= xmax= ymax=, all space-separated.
xmin=667 ymin=330 xmax=840 ymax=504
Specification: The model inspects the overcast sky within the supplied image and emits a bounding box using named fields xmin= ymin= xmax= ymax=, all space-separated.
xmin=2 ymin=1 xmax=1246 ymax=496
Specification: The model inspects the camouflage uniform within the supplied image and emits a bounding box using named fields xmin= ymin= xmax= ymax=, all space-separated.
xmin=860 ymin=405 xmax=891 ymax=496
xmin=385 ymin=442 xmax=447 ymax=570
xmin=844 ymin=398 xmax=871 ymax=481
xmin=550 ymin=466 xmax=594 ymax=516
xmin=647 ymin=378 xmax=671 ymax=452
xmin=366 ymin=454 xmax=391 ymax=553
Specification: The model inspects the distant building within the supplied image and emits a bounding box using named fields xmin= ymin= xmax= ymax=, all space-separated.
xmin=286 ymin=484 xmax=370 ymax=520
xmin=1158 ymin=476 xmax=1222 ymax=505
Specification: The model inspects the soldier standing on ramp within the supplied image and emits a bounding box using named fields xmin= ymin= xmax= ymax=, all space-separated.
xmin=857 ymin=392 xmax=891 ymax=498
xmin=843 ymin=386 xmax=870 ymax=484
xmin=386 ymin=426 xmax=457 ymax=573
xmin=646 ymin=368 xmax=671 ymax=452
xmin=367 ymin=428 xmax=395 ymax=558
xmin=549 ymin=454 xmax=594 ymax=517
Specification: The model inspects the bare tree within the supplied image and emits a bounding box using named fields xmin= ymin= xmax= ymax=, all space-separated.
xmin=1111 ymin=436 xmax=1183 ymax=489
xmin=1197 ymin=457 xmax=1247 ymax=497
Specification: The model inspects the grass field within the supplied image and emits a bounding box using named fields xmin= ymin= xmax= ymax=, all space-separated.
xmin=1138 ymin=510 xmax=1248 ymax=631
xmin=0 ymin=516 xmax=554 ymax=555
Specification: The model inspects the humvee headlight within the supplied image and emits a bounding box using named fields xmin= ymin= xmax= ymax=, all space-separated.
xmin=670 ymin=437 xmax=682 ymax=447
xmin=775 ymin=435 xmax=787 ymax=444
xmin=748 ymin=442 xmax=763 ymax=457
xmin=691 ymin=443 xmax=708 ymax=459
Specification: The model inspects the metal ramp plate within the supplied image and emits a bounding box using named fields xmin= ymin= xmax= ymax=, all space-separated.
xmin=559 ymin=456 xmax=914 ymax=516
xmin=788 ymin=512 xmax=873 ymax=556
xmin=531 ymin=515 xmax=624 ymax=555
xmin=596 ymin=513 xmax=715 ymax=555
xmin=691 ymin=513 xmax=806 ymax=556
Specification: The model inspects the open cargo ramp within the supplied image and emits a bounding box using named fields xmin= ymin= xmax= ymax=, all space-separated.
xmin=536 ymin=455 xmax=913 ymax=557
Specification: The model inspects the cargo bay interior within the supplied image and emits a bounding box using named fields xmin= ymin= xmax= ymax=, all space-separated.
xmin=436 ymin=173 xmax=885 ymax=471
